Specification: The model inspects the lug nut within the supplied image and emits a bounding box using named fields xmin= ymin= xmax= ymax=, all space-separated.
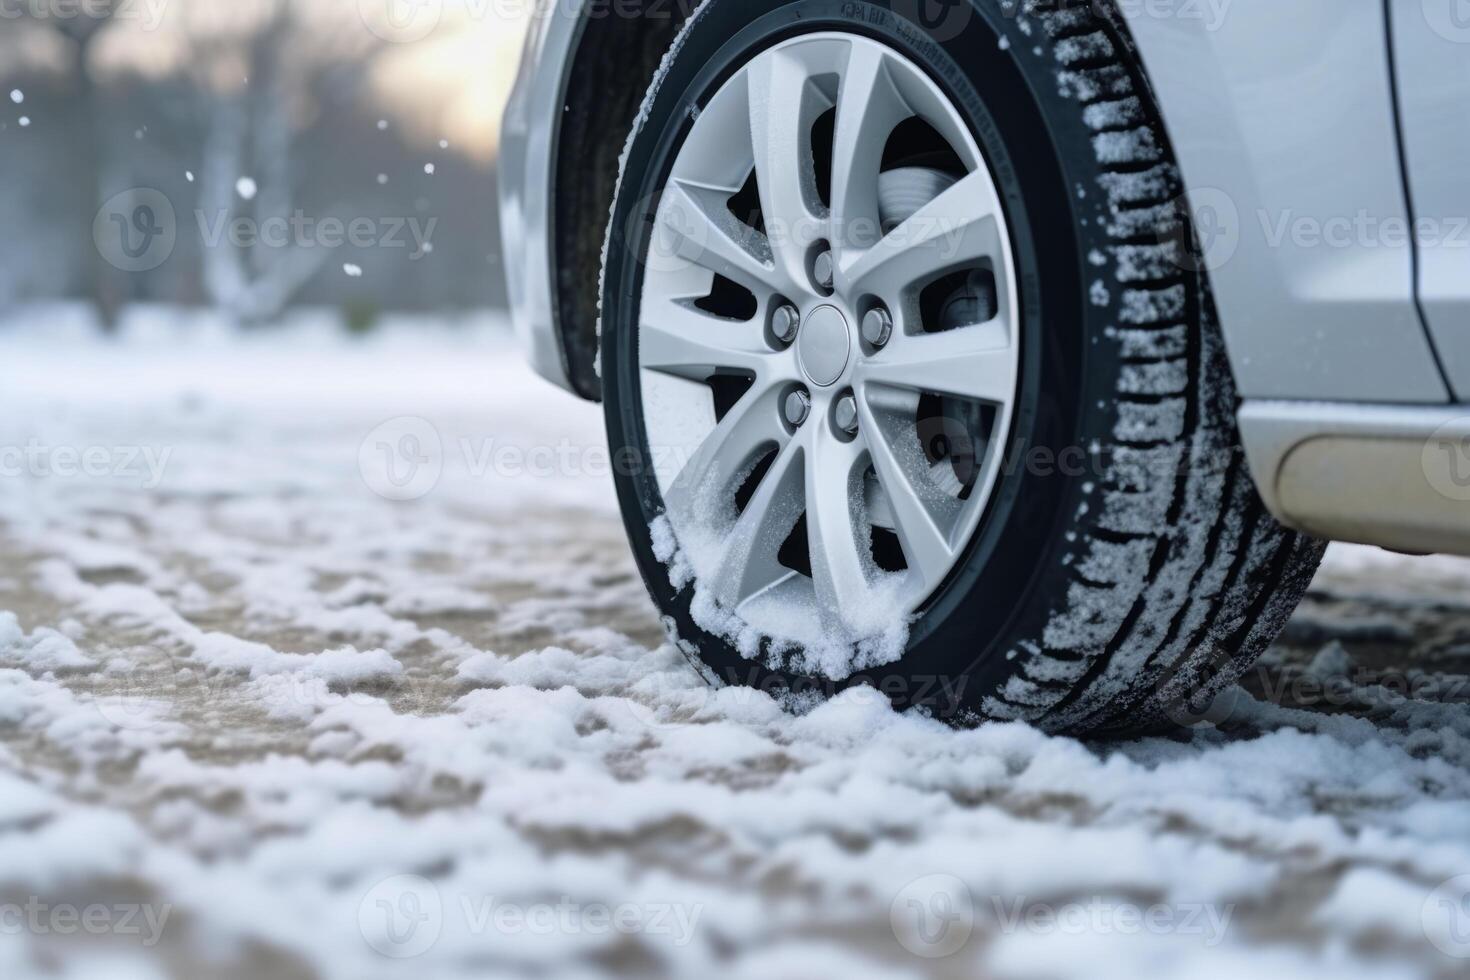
xmin=834 ymin=393 xmax=859 ymax=435
xmin=862 ymin=307 xmax=893 ymax=349
xmin=813 ymin=250 xmax=834 ymax=292
xmin=784 ymin=389 xmax=812 ymax=427
xmin=771 ymin=303 xmax=800 ymax=344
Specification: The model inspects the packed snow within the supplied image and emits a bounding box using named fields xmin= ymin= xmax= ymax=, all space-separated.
xmin=0 ymin=307 xmax=1467 ymax=979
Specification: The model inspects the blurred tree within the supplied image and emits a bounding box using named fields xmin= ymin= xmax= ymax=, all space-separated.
xmin=20 ymin=2 xmax=123 ymax=328
xmin=0 ymin=0 xmax=510 ymax=324
xmin=183 ymin=0 xmax=391 ymax=325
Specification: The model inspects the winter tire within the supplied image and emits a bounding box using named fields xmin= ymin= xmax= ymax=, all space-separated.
xmin=599 ymin=0 xmax=1325 ymax=734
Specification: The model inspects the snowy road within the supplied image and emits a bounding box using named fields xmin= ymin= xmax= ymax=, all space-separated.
xmin=2 ymin=312 xmax=1470 ymax=979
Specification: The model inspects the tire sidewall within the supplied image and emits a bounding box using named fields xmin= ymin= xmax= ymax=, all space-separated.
xmin=603 ymin=0 xmax=1130 ymax=713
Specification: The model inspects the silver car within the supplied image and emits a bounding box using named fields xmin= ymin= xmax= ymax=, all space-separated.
xmin=499 ymin=0 xmax=1470 ymax=733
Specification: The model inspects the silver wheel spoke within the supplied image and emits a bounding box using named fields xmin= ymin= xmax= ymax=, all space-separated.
xmin=857 ymin=400 xmax=958 ymax=590
xmin=664 ymin=383 xmax=788 ymax=522
xmin=747 ymin=50 xmax=824 ymax=283
xmin=804 ymin=430 xmax=872 ymax=621
xmin=708 ymin=436 xmax=805 ymax=607
xmin=641 ymin=299 xmax=773 ymax=381
xmin=860 ymin=326 xmax=1016 ymax=403
xmin=659 ymin=180 xmax=781 ymax=293
xmin=829 ymin=42 xmax=910 ymax=262
xmin=844 ymin=169 xmax=1006 ymax=298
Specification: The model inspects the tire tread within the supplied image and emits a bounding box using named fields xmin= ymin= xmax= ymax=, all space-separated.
xmin=978 ymin=0 xmax=1325 ymax=733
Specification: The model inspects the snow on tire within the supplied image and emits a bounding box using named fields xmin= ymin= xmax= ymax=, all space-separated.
xmin=598 ymin=0 xmax=1325 ymax=735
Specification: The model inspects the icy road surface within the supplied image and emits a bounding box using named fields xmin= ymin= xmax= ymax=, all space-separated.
xmin=1 ymin=311 xmax=1469 ymax=979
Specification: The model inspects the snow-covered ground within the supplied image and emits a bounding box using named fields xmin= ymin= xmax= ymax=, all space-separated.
xmin=1 ymin=307 xmax=1469 ymax=979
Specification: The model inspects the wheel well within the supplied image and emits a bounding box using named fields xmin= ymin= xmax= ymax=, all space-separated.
xmin=553 ymin=4 xmax=690 ymax=400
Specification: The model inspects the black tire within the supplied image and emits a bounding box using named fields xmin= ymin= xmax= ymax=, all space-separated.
xmin=598 ymin=0 xmax=1325 ymax=734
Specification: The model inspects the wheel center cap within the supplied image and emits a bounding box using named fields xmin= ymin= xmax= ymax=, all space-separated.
xmin=797 ymin=305 xmax=851 ymax=387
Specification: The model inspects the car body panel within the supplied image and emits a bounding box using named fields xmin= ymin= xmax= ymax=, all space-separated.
xmin=499 ymin=1 xmax=1470 ymax=554
xmin=1388 ymin=0 xmax=1470 ymax=399
xmin=1120 ymin=0 xmax=1449 ymax=404
xmin=499 ymin=3 xmax=584 ymax=393
xmin=1240 ymin=400 xmax=1470 ymax=557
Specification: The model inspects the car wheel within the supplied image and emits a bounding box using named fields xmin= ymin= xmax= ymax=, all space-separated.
xmin=598 ymin=0 xmax=1325 ymax=733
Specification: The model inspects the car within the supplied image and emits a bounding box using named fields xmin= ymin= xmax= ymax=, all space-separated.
xmin=498 ymin=0 xmax=1470 ymax=733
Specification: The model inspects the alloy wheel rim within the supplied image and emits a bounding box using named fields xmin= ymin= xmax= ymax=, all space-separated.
xmin=637 ymin=32 xmax=1020 ymax=645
